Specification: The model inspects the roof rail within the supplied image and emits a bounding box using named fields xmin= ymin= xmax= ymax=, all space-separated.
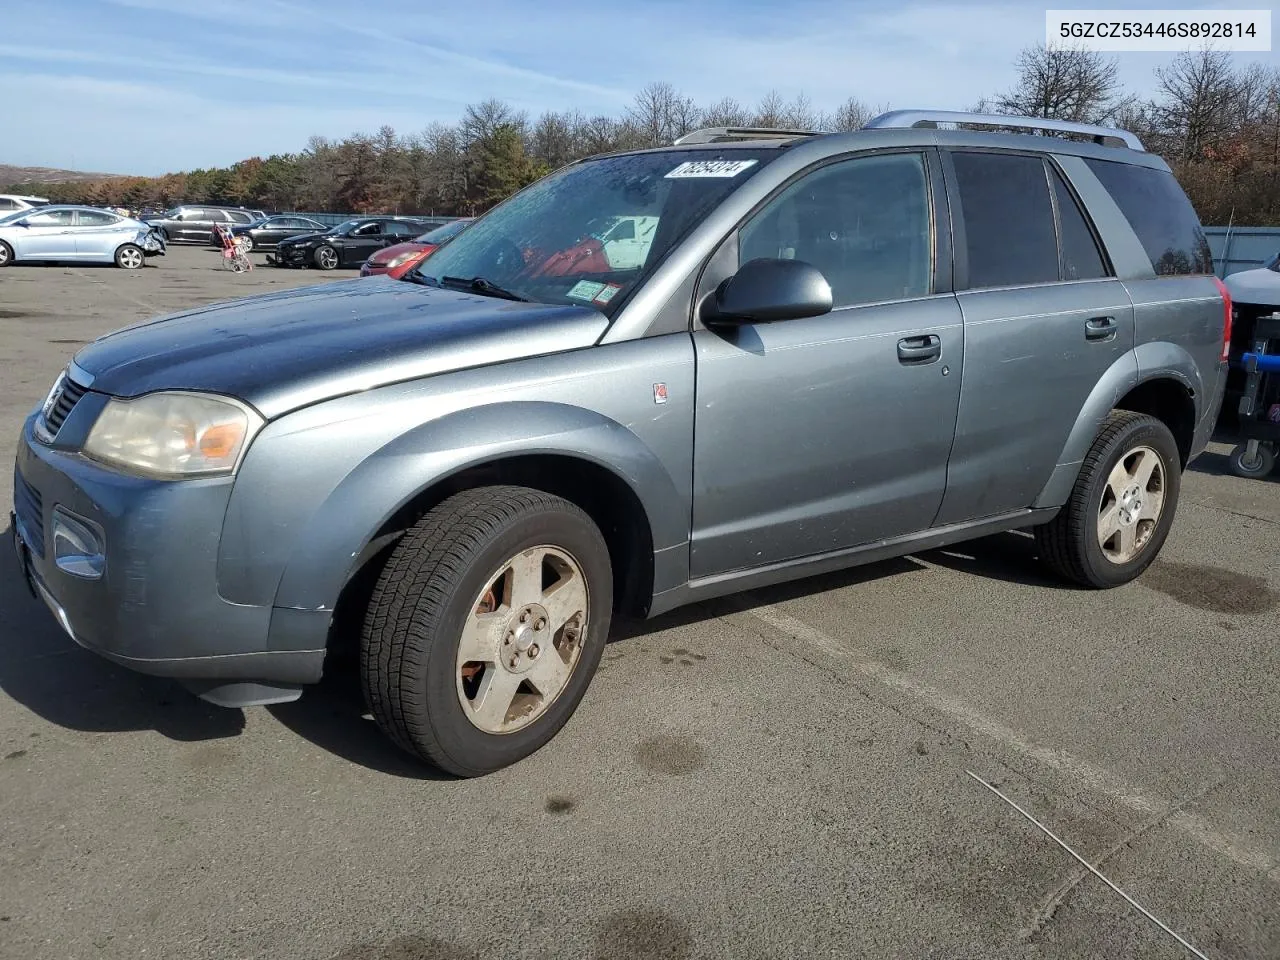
xmin=672 ymin=126 xmax=822 ymax=146
xmin=863 ymin=110 xmax=1145 ymax=151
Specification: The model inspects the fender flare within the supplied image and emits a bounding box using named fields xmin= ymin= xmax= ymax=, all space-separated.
xmin=1032 ymin=343 xmax=1203 ymax=509
xmin=269 ymin=400 xmax=685 ymax=619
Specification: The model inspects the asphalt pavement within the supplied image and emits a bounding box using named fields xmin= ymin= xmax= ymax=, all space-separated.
xmin=0 ymin=246 xmax=1277 ymax=960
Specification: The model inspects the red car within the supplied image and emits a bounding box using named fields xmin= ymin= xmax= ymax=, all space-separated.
xmin=359 ymin=218 xmax=473 ymax=279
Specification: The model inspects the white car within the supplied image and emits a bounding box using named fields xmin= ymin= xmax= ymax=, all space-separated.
xmin=0 ymin=205 xmax=165 ymax=269
xmin=1224 ymin=252 xmax=1280 ymax=307
xmin=0 ymin=193 xmax=50 ymax=217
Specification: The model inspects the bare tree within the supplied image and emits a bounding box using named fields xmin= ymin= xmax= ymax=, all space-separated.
xmin=1153 ymin=48 xmax=1248 ymax=162
xmin=995 ymin=44 xmax=1124 ymax=123
xmin=700 ymin=97 xmax=752 ymax=128
xmin=530 ymin=111 xmax=579 ymax=170
xmin=752 ymin=90 xmax=787 ymax=127
xmin=460 ymin=99 xmax=525 ymax=148
xmin=780 ymin=92 xmax=819 ymax=129
xmin=830 ymin=96 xmax=877 ymax=131
xmin=627 ymin=82 xmax=698 ymax=146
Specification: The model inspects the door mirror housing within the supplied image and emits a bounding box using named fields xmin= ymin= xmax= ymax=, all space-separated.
xmin=703 ymin=257 xmax=833 ymax=325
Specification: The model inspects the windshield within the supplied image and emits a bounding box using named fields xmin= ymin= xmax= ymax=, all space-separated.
xmin=411 ymin=149 xmax=776 ymax=314
xmin=0 ymin=209 xmax=28 ymax=224
xmin=418 ymin=219 xmax=470 ymax=244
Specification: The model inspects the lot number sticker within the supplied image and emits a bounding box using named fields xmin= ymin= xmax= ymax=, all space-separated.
xmin=665 ymin=159 xmax=758 ymax=179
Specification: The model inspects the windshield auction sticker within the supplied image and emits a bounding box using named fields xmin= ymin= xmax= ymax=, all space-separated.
xmin=665 ymin=159 xmax=759 ymax=179
xmin=566 ymin=280 xmax=608 ymax=301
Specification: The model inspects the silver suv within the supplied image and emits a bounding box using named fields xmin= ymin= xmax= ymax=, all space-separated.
xmin=12 ymin=110 xmax=1230 ymax=776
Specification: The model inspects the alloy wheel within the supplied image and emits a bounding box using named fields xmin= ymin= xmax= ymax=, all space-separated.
xmin=1096 ymin=445 xmax=1165 ymax=564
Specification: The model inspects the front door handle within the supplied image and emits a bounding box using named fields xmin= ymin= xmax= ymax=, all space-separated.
xmin=897 ymin=334 xmax=941 ymax=365
xmin=1085 ymin=315 xmax=1118 ymax=341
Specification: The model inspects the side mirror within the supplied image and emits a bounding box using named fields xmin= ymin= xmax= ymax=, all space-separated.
xmin=704 ymin=257 xmax=833 ymax=325
xmin=13 ymin=219 xmax=29 ymax=228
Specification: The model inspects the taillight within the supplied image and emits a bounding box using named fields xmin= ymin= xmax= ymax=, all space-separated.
xmin=1213 ymin=276 xmax=1232 ymax=363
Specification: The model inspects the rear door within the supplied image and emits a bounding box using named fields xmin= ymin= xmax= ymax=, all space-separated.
xmin=933 ymin=149 xmax=1135 ymax=525
xmin=690 ymin=149 xmax=963 ymax=577
xmin=73 ymin=208 xmax=124 ymax=259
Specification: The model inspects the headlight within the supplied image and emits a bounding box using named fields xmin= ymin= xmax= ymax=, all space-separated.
xmin=83 ymin=392 xmax=263 ymax=478
xmin=384 ymin=252 xmax=419 ymax=269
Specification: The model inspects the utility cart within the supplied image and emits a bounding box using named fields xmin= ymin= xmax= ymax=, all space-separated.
xmin=1229 ymin=312 xmax=1280 ymax=479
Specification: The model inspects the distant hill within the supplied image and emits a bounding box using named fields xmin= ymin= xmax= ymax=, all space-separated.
xmin=0 ymin=164 xmax=126 ymax=187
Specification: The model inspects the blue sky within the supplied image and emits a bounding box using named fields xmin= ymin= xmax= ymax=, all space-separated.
xmin=3 ymin=0 xmax=1276 ymax=175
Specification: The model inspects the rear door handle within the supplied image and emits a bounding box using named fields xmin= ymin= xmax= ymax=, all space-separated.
xmin=897 ymin=334 xmax=941 ymax=365
xmin=1085 ymin=315 xmax=1118 ymax=341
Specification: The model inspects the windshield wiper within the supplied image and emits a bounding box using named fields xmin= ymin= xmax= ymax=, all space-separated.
xmin=440 ymin=275 xmax=528 ymax=302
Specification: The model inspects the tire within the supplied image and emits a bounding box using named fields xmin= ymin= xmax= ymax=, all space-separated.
xmin=1035 ymin=411 xmax=1181 ymax=588
xmin=0 ymin=240 xmax=12 ymax=267
xmin=1228 ymin=442 xmax=1276 ymax=479
xmin=314 ymin=245 xmax=339 ymax=270
xmin=361 ymin=485 xmax=613 ymax=777
xmin=115 ymin=244 xmax=144 ymax=270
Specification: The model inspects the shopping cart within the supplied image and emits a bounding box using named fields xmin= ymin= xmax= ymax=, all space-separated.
xmin=217 ymin=223 xmax=253 ymax=273
xmin=1228 ymin=312 xmax=1280 ymax=479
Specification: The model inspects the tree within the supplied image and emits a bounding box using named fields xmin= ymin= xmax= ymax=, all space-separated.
xmin=627 ymin=82 xmax=698 ymax=147
xmin=472 ymin=124 xmax=546 ymax=210
xmin=995 ymin=44 xmax=1125 ymax=124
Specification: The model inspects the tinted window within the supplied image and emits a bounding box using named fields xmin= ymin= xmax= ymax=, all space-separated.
xmin=1050 ymin=167 xmax=1108 ymax=281
xmin=77 ymin=210 xmax=119 ymax=226
xmin=0 ymin=199 xmax=15 ymax=210
xmin=226 ymin=211 xmax=253 ymax=224
xmin=352 ymin=222 xmax=382 ymax=236
xmin=740 ymin=152 xmax=932 ymax=308
xmin=952 ymin=152 xmax=1058 ymax=288
xmin=385 ymin=221 xmax=417 ymax=237
xmin=1084 ymin=158 xmax=1211 ymax=276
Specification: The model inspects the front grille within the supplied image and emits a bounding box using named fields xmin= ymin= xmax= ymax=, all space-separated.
xmin=43 ymin=376 xmax=87 ymax=436
xmin=13 ymin=470 xmax=45 ymax=557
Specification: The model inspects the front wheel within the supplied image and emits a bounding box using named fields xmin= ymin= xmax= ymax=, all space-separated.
xmin=361 ymin=486 xmax=613 ymax=777
xmin=1035 ymin=411 xmax=1181 ymax=588
xmin=314 ymin=245 xmax=339 ymax=270
xmin=0 ymin=240 xmax=12 ymax=267
xmin=1229 ymin=442 xmax=1276 ymax=479
xmin=115 ymin=244 xmax=144 ymax=269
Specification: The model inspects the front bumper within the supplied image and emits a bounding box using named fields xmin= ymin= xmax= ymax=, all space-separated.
xmin=12 ymin=415 xmax=324 ymax=704
xmin=271 ymin=245 xmax=311 ymax=268
xmin=360 ymin=261 xmax=390 ymax=278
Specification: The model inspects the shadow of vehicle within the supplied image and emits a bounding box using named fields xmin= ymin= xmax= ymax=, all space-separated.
xmin=916 ymin=529 xmax=1072 ymax=589
xmin=0 ymin=520 xmax=245 ymax=743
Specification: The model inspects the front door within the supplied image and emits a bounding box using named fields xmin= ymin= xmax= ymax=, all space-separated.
xmin=690 ymin=150 xmax=963 ymax=579
xmin=12 ymin=209 xmax=78 ymax=259
xmin=343 ymin=221 xmax=385 ymax=265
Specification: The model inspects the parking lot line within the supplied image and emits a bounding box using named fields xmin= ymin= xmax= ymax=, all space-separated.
xmin=66 ymin=267 xmax=158 ymax=314
xmin=736 ymin=599 xmax=1280 ymax=883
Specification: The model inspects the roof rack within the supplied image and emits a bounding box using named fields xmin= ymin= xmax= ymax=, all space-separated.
xmin=863 ymin=110 xmax=1145 ymax=151
xmin=672 ymin=126 xmax=822 ymax=146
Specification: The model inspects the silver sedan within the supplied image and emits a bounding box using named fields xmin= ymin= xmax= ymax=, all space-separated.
xmin=0 ymin=205 xmax=166 ymax=269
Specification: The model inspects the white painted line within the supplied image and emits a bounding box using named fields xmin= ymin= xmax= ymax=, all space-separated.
xmin=740 ymin=601 xmax=1279 ymax=882
xmin=68 ymin=268 xmax=158 ymax=314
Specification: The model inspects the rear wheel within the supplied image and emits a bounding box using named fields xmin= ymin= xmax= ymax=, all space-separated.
xmin=1035 ymin=411 xmax=1181 ymax=588
xmin=314 ymin=245 xmax=339 ymax=270
xmin=0 ymin=241 xmax=12 ymax=267
xmin=115 ymin=244 xmax=144 ymax=269
xmin=361 ymin=486 xmax=613 ymax=776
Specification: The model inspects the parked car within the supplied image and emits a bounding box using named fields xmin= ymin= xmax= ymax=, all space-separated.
xmin=12 ymin=111 xmax=1228 ymax=777
xmin=271 ymin=217 xmax=436 ymax=270
xmin=1224 ymin=251 xmax=1280 ymax=308
xmin=209 ymin=215 xmax=328 ymax=251
xmin=145 ymin=205 xmax=262 ymax=244
xmin=0 ymin=204 xmax=164 ymax=268
xmin=0 ymin=194 xmax=50 ymax=216
xmin=360 ymin=218 xmax=472 ymax=278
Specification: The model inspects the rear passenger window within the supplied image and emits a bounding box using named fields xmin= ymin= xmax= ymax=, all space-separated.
xmin=952 ymin=152 xmax=1058 ymax=288
xmin=1084 ymin=158 xmax=1212 ymax=276
xmin=1050 ymin=166 xmax=1108 ymax=281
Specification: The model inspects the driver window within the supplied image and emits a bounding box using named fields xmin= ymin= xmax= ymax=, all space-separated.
xmin=354 ymin=222 xmax=382 ymax=236
xmin=27 ymin=209 xmax=76 ymax=226
xmin=739 ymin=152 xmax=932 ymax=308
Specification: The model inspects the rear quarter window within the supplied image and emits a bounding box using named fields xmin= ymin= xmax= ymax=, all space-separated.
xmin=1083 ymin=159 xmax=1212 ymax=276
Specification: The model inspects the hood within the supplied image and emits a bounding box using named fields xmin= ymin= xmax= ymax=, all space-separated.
xmin=371 ymin=240 xmax=430 ymax=263
xmin=1224 ymin=267 xmax=1280 ymax=307
xmin=72 ymin=278 xmax=610 ymax=419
